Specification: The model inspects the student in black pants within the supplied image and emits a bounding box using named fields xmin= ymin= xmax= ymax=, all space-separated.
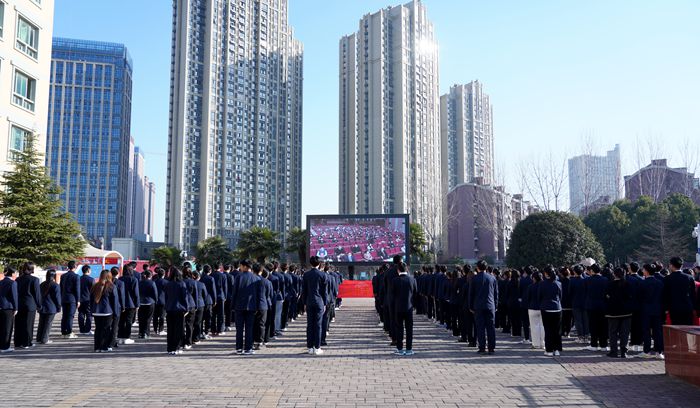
xmin=391 ymin=262 xmax=416 ymax=356
xmin=254 ymin=266 xmax=272 ymax=349
xmin=506 ymin=271 xmax=522 ymax=337
xmin=192 ymin=271 xmax=206 ymax=343
xmin=90 ymin=270 xmax=119 ymax=352
xmin=539 ymin=266 xmax=563 ymax=357
xmin=14 ymin=262 xmax=42 ymax=349
xmin=606 ymin=267 xmax=633 ymax=358
xmin=303 ymin=257 xmax=328 ymax=356
xmin=59 ymin=260 xmax=80 ymax=338
xmin=0 ymin=267 xmax=18 ymax=353
xmin=231 ymin=261 xmax=260 ymax=355
xmin=138 ymin=270 xmax=158 ymax=339
xmin=584 ymin=264 xmax=609 ymax=351
xmin=182 ymin=266 xmax=198 ymax=349
xmin=36 ymin=270 xmax=61 ymax=344
xmin=117 ymin=266 xmax=139 ymax=345
xmin=78 ymin=265 xmax=95 ymax=335
xmin=153 ymin=268 xmax=168 ymax=335
xmin=110 ymin=267 xmax=125 ymax=349
xmin=165 ymin=268 xmax=193 ymax=355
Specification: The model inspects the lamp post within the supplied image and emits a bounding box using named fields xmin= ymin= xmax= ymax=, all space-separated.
xmin=693 ymin=224 xmax=700 ymax=266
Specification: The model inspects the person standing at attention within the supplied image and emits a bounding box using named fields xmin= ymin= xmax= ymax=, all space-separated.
xmin=36 ymin=269 xmax=61 ymax=344
xmin=60 ymin=260 xmax=80 ymax=339
xmin=302 ymin=256 xmax=328 ymax=356
xmin=0 ymin=267 xmax=18 ymax=353
xmin=469 ymin=260 xmax=498 ymax=355
xmin=391 ymin=262 xmax=417 ymax=356
xmin=78 ymin=265 xmax=95 ymax=336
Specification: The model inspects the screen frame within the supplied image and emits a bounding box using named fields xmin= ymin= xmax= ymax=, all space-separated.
xmin=306 ymin=213 xmax=410 ymax=266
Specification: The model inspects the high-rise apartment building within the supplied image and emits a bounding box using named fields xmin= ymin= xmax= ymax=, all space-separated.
xmin=339 ymin=0 xmax=441 ymax=239
xmin=167 ymin=0 xmax=303 ymax=251
xmin=46 ymin=38 xmax=133 ymax=248
xmin=129 ymin=145 xmax=147 ymax=240
xmin=145 ymin=177 xmax=156 ymax=239
xmin=568 ymin=144 xmax=621 ymax=215
xmin=441 ymin=81 xmax=494 ymax=192
xmin=0 ymin=0 xmax=54 ymax=180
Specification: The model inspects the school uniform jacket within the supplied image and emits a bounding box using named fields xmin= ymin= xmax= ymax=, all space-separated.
xmin=211 ymin=271 xmax=229 ymax=303
xmin=79 ymin=275 xmax=95 ymax=304
xmin=391 ymin=273 xmax=417 ymax=313
xmin=231 ymin=272 xmax=260 ymax=311
xmin=16 ymin=274 xmax=42 ymax=312
xmin=302 ymin=268 xmax=328 ymax=309
xmin=195 ymin=281 xmax=207 ymax=309
xmin=60 ymin=270 xmax=80 ymax=305
xmin=91 ymin=286 xmax=119 ymax=316
xmin=138 ymin=279 xmax=158 ymax=305
xmin=0 ymin=276 xmax=18 ymax=311
xmin=537 ymin=280 xmax=562 ymax=311
xmin=640 ymin=276 xmax=663 ymax=316
xmin=468 ymin=272 xmax=498 ymax=312
xmin=154 ymin=277 xmax=168 ymax=306
xmin=199 ymin=274 xmax=216 ymax=306
xmin=663 ymin=271 xmax=696 ymax=313
xmin=165 ymin=280 xmax=194 ymax=312
xmin=119 ymin=275 xmax=140 ymax=309
xmin=40 ymin=282 xmax=62 ymax=314
xmin=583 ymin=274 xmax=608 ymax=312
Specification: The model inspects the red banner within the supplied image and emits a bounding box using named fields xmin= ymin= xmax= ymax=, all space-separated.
xmin=338 ymin=280 xmax=374 ymax=298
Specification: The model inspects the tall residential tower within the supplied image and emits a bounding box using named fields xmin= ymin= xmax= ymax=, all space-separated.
xmin=167 ymin=0 xmax=303 ymax=251
xmin=339 ymin=0 xmax=441 ymax=238
xmin=46 ymin=38 xmax=133 ymax=248
xmin=568 ymin=144 xmax=621 ymax=215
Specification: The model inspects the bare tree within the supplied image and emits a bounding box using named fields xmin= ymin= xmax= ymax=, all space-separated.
xmin=678 ymin=137 xmax=700 ymax=197
xmin=517 ymin=150 xmax=568 ymax=212
xmin=423 ymin=192 xmax=462 ymax=263
xmin=633 ymin=135 xmax=667 ymax=203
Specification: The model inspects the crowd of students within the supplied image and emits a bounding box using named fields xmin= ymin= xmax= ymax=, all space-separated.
xmin=0 ymin=258 xmax=344 ymax=356
xmin=374 ymin=257 xmax=700 ymax=359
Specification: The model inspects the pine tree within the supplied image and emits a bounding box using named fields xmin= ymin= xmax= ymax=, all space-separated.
xmin=0 ymin=133 xmax=84 ymax=268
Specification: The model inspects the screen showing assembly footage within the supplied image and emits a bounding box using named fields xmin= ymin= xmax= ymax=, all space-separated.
xmin=307 ymin=214 xmax=409 ymax=265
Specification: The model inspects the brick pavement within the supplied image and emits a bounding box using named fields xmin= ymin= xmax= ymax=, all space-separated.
xmin=2 ymin=298 xmax=700 ymax=407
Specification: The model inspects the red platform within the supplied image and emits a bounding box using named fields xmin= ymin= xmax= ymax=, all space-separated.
xmin=664 ymin=325 xmax=700 ymax=388
xmin=338 ymin=280 xmax=373 ymax=298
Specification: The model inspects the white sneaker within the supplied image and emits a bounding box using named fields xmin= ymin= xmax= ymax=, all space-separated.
xmin=378 ymin=322 xmax=384 ymax=327
xmin=521 ymin=339 xmax=531 ymax=344
xmin=0 ymin=348 xmax=14 ymax=353
xmin=176 ymin=349 xmax=183 ymax=354
xmin=331 ymin=318 xmax=335 ymax=323
xmin=544 ymin=352 xmax=554 ymax=356
xmin=123 ymin=339 xmax=135 ymax=345
xmin=656 ymin=353 xmax=665 ymax=360
xmin=636 ymin=352 xmax=654 ymax=358
xmin=68 ymin=333 xmax=78 ymax=339
xmin=118 ymin=338 xmax=125 ymax=345
xmin=554 ymin=350 xmax=561 ymax=356
xmin=106 ymin=348 xmax=113 ymax=352
xmin=43 ymin=340 xmax=54 ymax=344
xmin=314 ymin=348 xmax=324 ymax=355
xmin=184 ymin=345 xmax=192 ymax=350
xmin=605 ymin=347 xmax=610 ymax=352
xmin=308 ymin=348 xmax=315 ymax=355
xmin=585 ymin=346 xmax=597 ymax=351
xmin=204 ymin=334 xmax=212 ymax=340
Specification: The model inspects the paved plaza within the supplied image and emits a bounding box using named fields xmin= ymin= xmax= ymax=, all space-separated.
xmin=2 ymin=298 xmax=700 ymax=407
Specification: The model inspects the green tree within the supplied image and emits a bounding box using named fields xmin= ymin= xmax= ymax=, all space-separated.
xmin=634 ymin=204 xmax=690 ymax=263
xmin=662 ymin=193 xmax=700 ymax=258
xmin=151 ymin=246 xmax=184 ymax=268
xmin=583 ymin=203 xmax=631 ymax=264
xmin=0 ymin=133 xmax=84 ymax=267
xmin=507 ymin=211 xmax=604 ymax=268
xmin=236 ymin=226 xmax=281 ymax=262
xmin=285 ymin=228 xmax=307 ymax=263
xmin=195 ymin=236 xmax=234 ymax=266
xmin=409 ymin=223 xmax=428 ymax=262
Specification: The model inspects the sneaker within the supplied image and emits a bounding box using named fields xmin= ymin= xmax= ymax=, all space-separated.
xmin=184 ymin=345 xmax=192 ymax=350
xmin=95 ymin=350 xmax=102 ymax=353
xmin=160 ymin=331 xmax=168 ymax=336
xmin=331 ymin=318 xmax=335 ymax=323
xmin=521 ymin=339 xmax=531 ymax=344
xmin=236 ymin=349 xmax=243 ymax=355
xmin=404 ymin=350 xmax=415 ymax=356
xmin=176 ymin=349 xmax=184 ymax=354
xmin=584 ymin=346 xmax=597 ymax=351
xmin=605 ymin=347 xmax=610 ymax=352
xmin=554 ymin=350 xmax=561 ymax=356
xmin=87 ymin=331 xmax=94 ymax=336
xmin=42 ymin=340 xmax=54 ymax=345
xmin=656 ymin=353 xmax=665 ymax=360
xmin=123 ymin=339 xmax=135 ymax=345
xmin=106 ymin=348 xmax=113 ymax=352
xmin=314 ymin=348 xmax=324 ymax=355
xmin=308 ymin=348 xmax=315 ymax=355
xmin=244 ymin=349 xmax=255 ymax=355
xmin=606 ymin=352 xmax=618 ymax=358
xmin=378 ymin=322 xmax=383 ymax=327
xmin=118 ymin=338 xmax=125 ymax=345
xmin=393 ymin=349 xmax=404 ymax=356
xmin=204 ymin=334 xmax=212 ymax=340
xmin=0 ymin=348 xmax=15 ymax=353
xmin=544 ymin=352 xmax=554 ymax=356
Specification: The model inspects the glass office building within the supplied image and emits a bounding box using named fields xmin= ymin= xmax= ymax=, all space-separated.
xmin=46 ymin=38 xmax=133 ymax=248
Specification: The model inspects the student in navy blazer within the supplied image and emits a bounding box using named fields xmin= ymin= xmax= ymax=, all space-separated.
xmin=210 ymin=265 xmax=229 ymax=335
xmin=37 ymin=270 xmax=61 ymax=344
xmin=117 ymin=266 xmax=140 ymax=344
xmin=538 ymin=266 xmax=563 ymax=356
xmin=165 ymin=267 xmax=194 ymax=355
xmin=138 ymin=270 xmax=158 ymax=339
xmin=664 ymin=257 xmax=696 ymax=325
xmin=78 ymin=265 xmax=95 ymax=335
xmin=14 ymin=263 xmax=42 ymax=349
xmin=182 ymin=266 xmax=199 ymax=348
xmin=192 ymin=271 xmax=207 ymax=343
xmin=640 ymin=264 xmax=664 ymax=356
xmin=391 ymin=262 xmax=417 ymax=355
xmin=469 ymin=260 xmax=498 ymax=354
xmin=90 ymin=270 xmax=119 ymax=352
xmin=584 ymin=264 xmax=609 ymax=350
xmin=568 ymin=265 xmax=589 ymax=342
xmin=153 ymin=268 xmax=168 ymax=335
xmin=519 ymin=269 xmax=533 ymax=342
xmin=199 ymin=265 xmax=216 ymax=337
xmin=59 ymin=260 xmax=80 ymax=337
xmin=224 ymin=263 xmax=236 ymax=330
xmin=253 ymin=266 xmax=273 ymax=349
xmin=231 ymin=260 xmax=260 ymax=354
xmin=110 ymin=267 xmax=125 ymax=349
xmin=302 ymin=256 xmax=328 ymax=355
xmin=0 ymin=267 xmax=19 ymax=352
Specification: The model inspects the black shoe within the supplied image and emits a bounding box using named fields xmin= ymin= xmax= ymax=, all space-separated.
xmin=477 ymin=349 xmax=486 ymax=354
xmin=488 ymin=350 xmax=495 ymax=355
xmin=458 ymin=338 xmax=467 ymax=343
xmin=620 ymin=352 xmax=628 ymax=359
xmin=321 ymin=342 xmax=328 ymax=346
xmin=606 ymin=352 xmax=618 ymax=358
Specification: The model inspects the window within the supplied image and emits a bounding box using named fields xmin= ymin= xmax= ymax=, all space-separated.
xmin=16 ymin=16 xmax=39 ymax=59
xmin=9 ymin=125 xmax=31 ymax=161
xmin=0 ymin=2 xmax=5 ymax=37
xmin=12 ymin=70 xmax=36 ymax=111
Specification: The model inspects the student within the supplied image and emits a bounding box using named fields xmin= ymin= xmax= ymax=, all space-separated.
xmin=165 ymin=267 xmax=193 ymax=355
xmin=391 ymin=262 xmax=417 ymax=356
xmin=321 ymin=264 xmax=334 ymax=347
xmin=271 ymin=262 xmax=286 ymax=337
xmin=302 ymin=256 xmax=328 ymax=355
xmin=192 ymin=271 xmax=207 ymax=344
xmin=663 ymin=256 xmax=696 ymax=325
xmin=0 ymin=267 xmax=18 ymax=353
xmin=559 ymin=267 xmax=573 ymax=338
xmin=626 ymin=262 xmax=644 ymax=352
xmin=60 ymin=260 xmax=81 ymax=338
xmin=539 ymin=266 xmax=562 ymax=357
xmin=153 ymin=268 xmax=168 ymax=336
xmin=117 ymin=266 xmax=139 ymax=344
xmin=199 ymin=265 xmax=216 ymax=339
xmin=639 ymin=264 xmax=665 ymax=359
xmin=519 ymin=268 xmax=533 ymax=345
xmin=231 ymin=260 xmax=260 ymax=355
xmin=584 ymin=264 xmax=609 ymax=351
xmin=469 ymin=260 xmax=498 ymax=354
xmin=138 ymin=270 xmax=158 ymax=339
xmin=527 ymin=271 xmax=545 ymax=350
xmin=110 ymin=267 xmax=125 ymax=349
xmin=506 ymin=269 xmax=521 ymax=338
xmin=253 ymin=265 xmax=273 ymax=350
xmin=224 ymin=264 xmax=236 ymax=331
xmin=90 ymin=270 xmax=119 ymax=353
xmin=605 ymin=267 xmax=633 ymax=358
xmin=569 ymin=265 xmax=589 ymax=343
xmin=78 ymin=265 xmax=95 ymax=336
xmin=182 ymin=266 xmax=199 ymax=349
xmin=14 ymin=262 xmax=42 ymax=349
xmin=36 ymin=269 xmax=61 ymax=344
xmin=210 ymin=264 xmax=228 ymax=336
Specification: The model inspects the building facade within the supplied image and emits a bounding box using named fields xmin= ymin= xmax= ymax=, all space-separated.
xmin=46 ymin=38 xmax=133 ymax=248
xmin=568 ymin=144 xmax=621 ymax=216
xmin=145 ymin=177 xmax=156 ymax=239
xmin=446 ymin=182 xmax=534 ymax=262
xmin=441 ymin=81 xmax=494 ymax=192
xmin=129 ymin=145 xmax=146 ymax=239
xmin=0 ymin=0 xmax=54 ymax=180
xmin=167 ymin=0 xmax=303 ymax=251
xmin=339 ymin=1 xmax=441 ymax=245
xmin=625 ymin=159 xmax=700 ymax=206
